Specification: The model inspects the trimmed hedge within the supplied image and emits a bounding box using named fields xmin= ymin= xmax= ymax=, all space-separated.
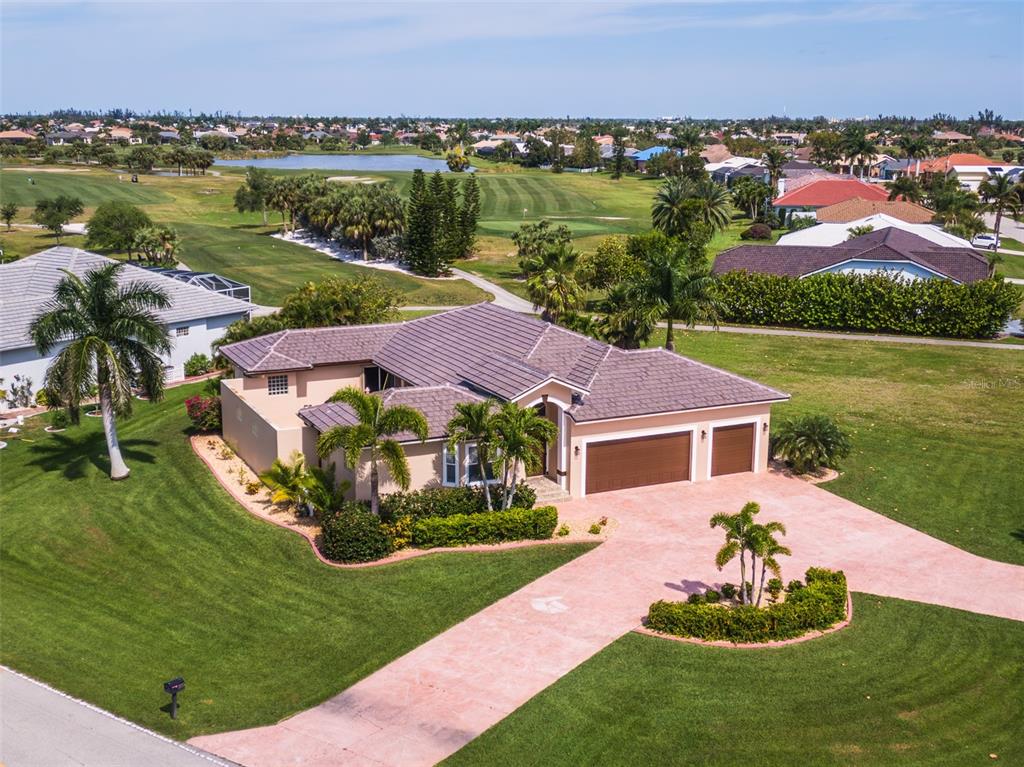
xmin=715 ymin=271 xmax=1018 ymax=338
xmin=646 ymin=568 xmax=847 ymax=643
xmin=379 ymin=483 xmax=536 ymax=521
xmin=319 ymin=504 xmax=394 ymax=563
xmin=410 ymin=506 xmax=558 ymax=548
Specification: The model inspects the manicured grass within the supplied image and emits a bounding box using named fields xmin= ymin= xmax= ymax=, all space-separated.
xmin=998 ymin=235 xmax=1024 ymax=252
xmin=997 ymin=251 xmax=1024 ymax=279
xmin=0 ymin=383 xmax=593 ymax=739
xmin=0 ymin=228 xmax=87 ymax=260
xmin=0 ymin=166 xmax=171 ymax=206
xmin=661 ymin=330 xmax=1024 ymax=564
xmin=172 ymin=221 xmax=489 ymax=306
xmin=447 ymin=595 xmax=1024 ymax=766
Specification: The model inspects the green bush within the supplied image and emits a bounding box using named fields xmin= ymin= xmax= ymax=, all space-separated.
xmin=766 ymin=578 xmax=784 ymax=600
xmin=410 ymin=506 xmax=558 ymax=548
xmin=319 ymin=504 xmax=394 ymax=563
xmin=380 ymin=483 xmax=536 ymax=521
xmin=556 ymin=523 xmax=570 ymax=537
xmin=50 ymin=410 xmax=70 ymax=429
xmin=184 ymin=353 xmax=212 ymax=378
xmin=715 ymin=270 xmax=1019 ymax=338
xmin=739 ymin=223 xmax=773 ymax=240
xmin=771 ymin=414 xmax=851 ymax=474
xmin=720 ymin=583 xmax=737 ymax=600
xmin=588 ymin=523 xmax=602 ymax=535
xmin=787 ymin=579 xmax=804 ymax=593
xmin=704 ymin=589 xmax=721 ymax=603
xmin=647 ymin=568 xmax=847 ymax=643
xmin=687 ymin=592 xmax=704 ymax=604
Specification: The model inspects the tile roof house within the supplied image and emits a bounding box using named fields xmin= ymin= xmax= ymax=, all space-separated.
xmin=713 ymin=228 xmax=991 ymax=285
xmin=773 ymin=178 xmax=889 ymax=216
xmin=0 ymin=129 xmax=38 ymax=144
xmin=0 ymin=248 xmax=252 ymax=400
xmin=814 ymin=198 xmax=935 ymax=224
xmin=776 ymin=214 xmax=971 ymax=248
xmin=915 ymin=153 xmax=1021 ymax=192
xmin=218 ymin=304 xmax=788 ymax=499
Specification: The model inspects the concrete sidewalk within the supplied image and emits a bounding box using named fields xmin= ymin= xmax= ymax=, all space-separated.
xmin=1 ymin=668 xmax=233 ymax=767
xmin=191 ymin=472 xmax=1024 ymax=767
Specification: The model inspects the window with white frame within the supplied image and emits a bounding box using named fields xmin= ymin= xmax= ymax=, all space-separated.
xmin=443 ymin=444 xmax=459 ymax=486
xmin=175 ymin=326 xmax=190 ymax=337
xmin=267 ymin=374 xmax=288 ymax=396
xmin=465 ymin=443 xmax=497 ymax=484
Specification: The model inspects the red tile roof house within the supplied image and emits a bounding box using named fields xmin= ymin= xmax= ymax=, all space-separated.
xmin=773 ymin=178 xmax=890 ymax=221
xmin=713 ymin=228 xmax=992 ymax=285
xmin=217 ymin=304 xmax=788 ymax=500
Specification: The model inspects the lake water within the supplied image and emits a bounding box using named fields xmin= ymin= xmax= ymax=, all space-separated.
xmin=213 ymin=154 xmax=468 ymax=173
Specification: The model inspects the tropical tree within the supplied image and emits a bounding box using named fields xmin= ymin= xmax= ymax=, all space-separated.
xmin=523 ymin=242 xmax=584 ymax=323
xmin=260 ymin=451 xmax=310 ymax=511
xmin=897 ymin=133 xmax=931 ymax=177
xmin=748 ymin=520 xmax=791 ymax=606
xmin=233 ymin=166 xmax=274 ymax=224
xmin=710 ymin=501 xmax=760 ymax=605
xmin=32 ymin=195 xmax=84 ymax=242
xmin=491 ymin=401 xmax=558 ymax=509
xmin=841 ymin=125 xmax=878 ymax=179
xmin=885 ymin=176 xmax=924 ymax=203
xmin=132 ymin=225 xmax=180 ymax=265
xmin=85 ymin=201 xmax=153 ymax=257
xmin=446 ymin=400 xmax=498 ymax=510
xmin=316 ymin=387 xmax=428 ymax=516
xmin=1 ymin=202 xmax=17 ymax=231
xmin=761 ymin=146 xmax=787 ymax=196
xmin=652 ymin=177 xmax=731 ymax=236
xmin=770 ymin=414 xmax=852 ymax=475
xmin=730 ymin=178 xmax=772 ymax=220
xmin=978 ymin=173 xmax=1022 ymax=246
xmin=597 ymin=282 xmax=662 ymax=349
xmin=30 ymin=263 xmax=171 ymax=480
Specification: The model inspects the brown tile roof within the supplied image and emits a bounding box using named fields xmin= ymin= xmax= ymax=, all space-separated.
xmin=712 ymin=228 xmax=990 ymax=284
xmin=815 ymin=198 xmax=935 ymax=224
xmin=773 ymin=178 xmax=889 ymax=207
xmin=916 ymin=153 xmax=1008 ymax=174
xmin=298 ymin=385 xmax=483 ymax=442
xmin=219 ymin=323 xmax=401 ymax=373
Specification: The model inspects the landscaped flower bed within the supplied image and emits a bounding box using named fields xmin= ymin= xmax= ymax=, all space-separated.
xmin=646 ymin=568 xmax=849 ymax=644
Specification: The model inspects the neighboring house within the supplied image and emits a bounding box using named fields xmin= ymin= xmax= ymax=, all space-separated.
xmin=194 ymin=130 xmax=239 ymax=143
xmin=0 ymin=129 xmax=38 ymax=144
xmin=598 ymin=144 xmax=638 ymax=162
xmin=877 ymin=158 xmax=913 ymax=180
xmin=710 ymin=163 xmax=768 ymax=186
xmin=776 ymin=214 xmax=972 ymax=248
xmin=713 ymin=228 xmax=991 ymax=284
xmin=837 ymin=153 xmax=896 ymax=178
xmin=104 ymin=126 xmax=141 ymax=144
xmin=914 ymin=153 xmax=1019 ymax=191
xmin=157 ymin=130 xmax=181 ymax=143
xmin=0 ymin=248 xmax=252 ymax=399
xmin=217 ymin=303 xmax=788 ymax=500
xmin=698 ymin=143 xmax=732 ymax=164
xmin=773 ymin=132 xmax=806 ymax=146
xmin=932 ymin=130 xmax=972 ymax=144
xmin=814 ymin=198 xmax=936 ymax=224
xmin=772 ymin=178 xmax=889 ymax=218
xmin=45 ymin=131 xmax=92 ymax=146
xmin=632 ymin=146 xmax=675 ymax=172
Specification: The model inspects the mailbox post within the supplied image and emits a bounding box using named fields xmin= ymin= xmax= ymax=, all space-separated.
xmin=163 ymin=677 xmax=185 ymax=719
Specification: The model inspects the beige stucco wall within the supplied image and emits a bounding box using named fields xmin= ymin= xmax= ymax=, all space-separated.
xmin=566 ymin=402 xmax=775 ymax=497
xmin=322 ymin=440 xmax=446 ymax=502
xmin=222 ymin=379 xmax=304 ymax=474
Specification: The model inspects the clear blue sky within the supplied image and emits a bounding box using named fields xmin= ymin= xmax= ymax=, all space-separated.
xmin=3 ymin=1 xmax=1022 ymax=118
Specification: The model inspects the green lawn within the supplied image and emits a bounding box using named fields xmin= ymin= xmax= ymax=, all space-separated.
xmin=447 ymin=595 xmax=1024 ymax=766
xmin=998 ymin=235 xmax=1024 ymax=252
xmin=997 ymin=251 xmax=1024 ymax=279
xmin=172 ymin=221 xmax=489 ymax=306
xmin=0 ymin=383 xmax=593 ymax=739
xmin=0 ymin=166 xmax=171 ymax=206
xmin=662 ymin=330 xmax=1024 ymax=564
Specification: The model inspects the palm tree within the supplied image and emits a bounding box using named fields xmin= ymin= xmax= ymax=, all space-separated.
xmin=597 ymin=283 xmax=662 ymax=349
xmin=302 ymin=464 xmax=351 ymax=517
xmin=710 ymin=501 xmax=760 ymax=605
xmin=260 ymin=451 xmax=309 ymax=510
xmin=524 ymin=242 xmax=584 ymax=323
xmin=316 ymin=387 xmax=428 ymax=516
xmin=30 ymin=263 xmax=171 ymax=480
xmin=653 ymin=177 xmax=732 ymax=236
xmin=978 ymin=173 xmax=1022 ymax=248
xmin=446 ymin=399 xmax=498 ymax=510
xmin=885 ymin=176 xmax=924 ymax=203
xmin=897 ymin=134 xmax=931 ymax=178
xmin=690 ymin=180 xmax=733 ymax=232
xmin=632 ymin=241 xmax=723 ymax=352
xmin=841 ymin=126 xmax=878 ymax=179
xmin=761 ymin=146 xmax=787 ymax=196
xmin=748 ymin=521 xmax=790 ymax=606
xmin=492 ymin=402 xmax=558 ymax=509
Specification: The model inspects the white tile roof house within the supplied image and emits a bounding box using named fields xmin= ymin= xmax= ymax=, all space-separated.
xmin=0 ymin=247 xmax=252 ymax=402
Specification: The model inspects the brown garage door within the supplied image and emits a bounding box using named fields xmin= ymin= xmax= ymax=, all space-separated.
xmin=711 ymin=423 xmax=755 ymax=476
xmin=585 ymin=432 xmax=691 ymax=494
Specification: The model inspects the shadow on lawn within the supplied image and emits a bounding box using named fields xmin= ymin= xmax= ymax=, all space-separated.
xmin=27 ymin=431 xmax=159 ymax=480
xmin=1011 ymin=529 xmax=1024 ymax=544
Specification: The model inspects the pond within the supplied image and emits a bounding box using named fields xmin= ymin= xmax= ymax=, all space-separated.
xmin=213 ymin=154 xmax=468 ymax=173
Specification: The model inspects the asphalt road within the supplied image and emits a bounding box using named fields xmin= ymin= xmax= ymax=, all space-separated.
xmin=0 ymin=668 xmax=234 ymax=767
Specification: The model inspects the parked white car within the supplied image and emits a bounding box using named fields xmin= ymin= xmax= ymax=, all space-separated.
xmin=971 ymin=233 xmax=1000 ymax=251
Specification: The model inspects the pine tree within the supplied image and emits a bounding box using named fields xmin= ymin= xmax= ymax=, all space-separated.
xmin=459 ymin=174 xmax=480 ymax=258
xmin=430 ymin=173 xmax=458 ymax=274
xmin=404 ymin=169 xmax=433 ymax=274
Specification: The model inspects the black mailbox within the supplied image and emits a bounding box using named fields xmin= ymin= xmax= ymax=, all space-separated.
xmin=164 ymin=677 xmax=185 ymax=694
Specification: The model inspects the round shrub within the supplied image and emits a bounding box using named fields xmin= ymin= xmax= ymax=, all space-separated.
xmin=184 ymin=353 xmax=212 ymax=378
xmin=50 ymin=410 xmax=70 ymax=429
xmin=687 ymin=592 xmax=705 ymax=605
xmin=786 ymin=579 xmax=805 ymax=593
xmin=771 ymin=414 xmax=852 ymax=475
xmin=720 ymin=583 xmax=737 ymax=600
xmin=740 ymin=223 xmax=772 ymax=240
xmin=319 ymin=504 xmax=394 ymax=563
xmin=704 ymin=589 xmax=721 ymax=604
xmin=766 ymin=578 xmax=784 ymax=600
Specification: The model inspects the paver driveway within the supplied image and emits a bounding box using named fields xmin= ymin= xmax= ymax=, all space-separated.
xmin=192 ymin=472 xmax=1024 ymax=767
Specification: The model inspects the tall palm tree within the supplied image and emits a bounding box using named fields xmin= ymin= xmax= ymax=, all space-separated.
xmin=632 ymin=240 xmax=723 ymax=352
xmin=524 ymin=242 xmax=584 ymax=323
xmin=710 ymin=501 xmax=760 ymax=605
xmin=492 ymin=402 xmax=558 ymax=509
xmin=316 ymin=387 xmax=428 ymax=516
xmin=841 ymin=126 xmax=878 ymax=180
xmin=748 ymin=521 xmax=790 ymax=606
xmin=30 ymin=263 xmax=171 ymax=480
xmin=897 ymin=134 xmax=931 ymax=178
xmin=446 ymin=399 xmax=497 ymax=510
xmin=761 ymin=146 xmax=787 ymax=196
xmin=885 ymin=176 xmax=924 ymax=203
xmin=978 ymin=173 xmax=1022 ymax=247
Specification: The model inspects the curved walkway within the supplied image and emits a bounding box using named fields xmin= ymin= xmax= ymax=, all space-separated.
xmin=191 ymin=472 xmax=1023 ymax=767
xmin=450 ymin=268 xmax=533 ymax=313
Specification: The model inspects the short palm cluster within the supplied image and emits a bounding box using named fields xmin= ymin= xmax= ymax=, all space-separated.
xmin=710 ymin=501 xmax=791 ymax=606
xmin=771 ymin=414 xmax=852 ymax=476
xmin=259 ymin=451 xmax=351 ymax=518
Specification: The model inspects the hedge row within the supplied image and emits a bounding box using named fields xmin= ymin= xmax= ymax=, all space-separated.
xmin=411 ymin=506 xmax=559 ymax=548
xmin=646 ymin=568 xmax=848 ymax=643
xmin=379 ymin=483 xmax=537 ymax=521
xmin=715 ymin=271 xmax=1018 ymax=338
